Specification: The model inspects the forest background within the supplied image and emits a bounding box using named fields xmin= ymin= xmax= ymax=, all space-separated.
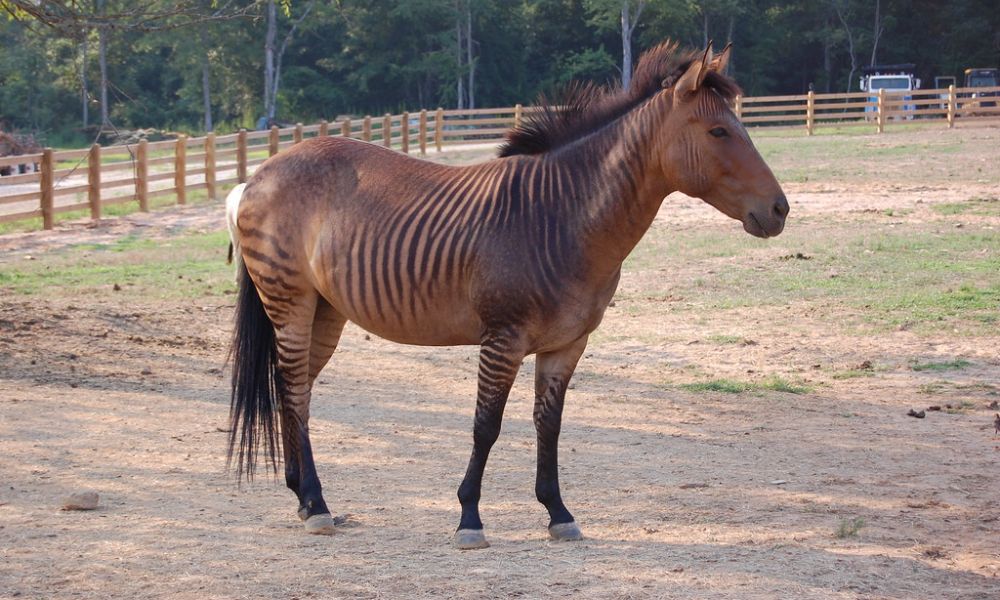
xmin=1 ymin=0 xmax=998 ymax=147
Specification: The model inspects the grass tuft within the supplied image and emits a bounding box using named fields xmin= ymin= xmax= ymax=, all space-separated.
xmin=834 ymin=517 xmax=865 ymax=539
xmin=910 ymin=359 xmax=971 ymax=372
xmin=681 ymin=379 xmax=751 ymax=394
xmin=680 ymin=376 xmax=810 ymax=395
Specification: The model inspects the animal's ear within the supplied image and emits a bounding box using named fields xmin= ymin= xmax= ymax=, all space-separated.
xmin=710 ymin=42 xmax=732 ymax=74
xmin=673 ymin=42 xmax=713 ymax=104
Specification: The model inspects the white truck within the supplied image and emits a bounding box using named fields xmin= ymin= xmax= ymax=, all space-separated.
xmin=860 ymin=64 xmax=921 ymax=118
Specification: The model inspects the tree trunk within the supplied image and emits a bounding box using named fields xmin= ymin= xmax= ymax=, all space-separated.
xmin=201 ymin=29 xmax=213 ymax=132
xmin=621 ymin=3 xmax=632 ymax=89
xmin=456 ymin=3 xmax=464 ymax=110
xmin=835 ymin=2 xmax=857 ymax=92
xmin=620 ymin=1 xmax=645 ymax=90
xmin=96 ymin=0 xmax=109 ymax=127
xmin=823 ymin=34 xmax=833 ymax=93
xmin=81 ymin=36 xmax=89 ymax=128
xmin=264 ymin=0 xmax=277 ymax=120
xmin=869 ymin=0 xmax=881 ymax=66
xmin=703 ymin=11 xmax=709 ymax=48
xmin=466 ymin=3 xmax=474 ymax=109
xmin=98 ymin=27 xmax=108 ymax=126
xmin=726 ymin=15 xmax=735 ymax=73
xmin=266 ymin=1 xmax=315 ymax=122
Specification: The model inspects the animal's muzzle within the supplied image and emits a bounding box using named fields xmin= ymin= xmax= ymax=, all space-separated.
xmin=744 ymin=193 xmax=788 ymax=239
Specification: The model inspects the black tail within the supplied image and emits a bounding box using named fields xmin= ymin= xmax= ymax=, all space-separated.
xmin=228 ymin=262 xmax=283 ymax=481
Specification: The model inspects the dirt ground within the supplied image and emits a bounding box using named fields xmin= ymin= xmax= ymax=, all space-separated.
xmin=1 ymin=127 xmax=999 ymax=599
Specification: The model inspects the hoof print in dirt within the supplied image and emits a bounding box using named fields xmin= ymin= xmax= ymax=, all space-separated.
xmin=62 ymin=491 xmax=99 ymax=511
xmin=907 ymin=409 xmax=925 ymax=419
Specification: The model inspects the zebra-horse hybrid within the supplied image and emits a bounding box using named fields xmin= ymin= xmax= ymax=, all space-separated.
xmin=227 ymin=41 xmax=788 ymax=548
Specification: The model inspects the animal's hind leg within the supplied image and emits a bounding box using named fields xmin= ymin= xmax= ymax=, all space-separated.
xmin=286 ymin=297 xmax=346 ymax=523
xmin=259 ymin=285 xmax=336 ymax=535
xmin=534 ymin=335 xmax=589 ymax=542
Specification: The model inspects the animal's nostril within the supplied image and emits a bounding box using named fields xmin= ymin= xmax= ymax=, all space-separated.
xmin=773 ymin=194 xmax=789 ymax=218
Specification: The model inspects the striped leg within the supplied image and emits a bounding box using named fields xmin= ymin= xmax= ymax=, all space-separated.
xmin=534 ymin=335 xmax=588 ymax=541
xmin=265 ymin=290 xmax=335 ymax=535
xmin=287 ymin=298 xmax=346 ymax=531
xmin=454 ymin=329 xmax=526 ymax=550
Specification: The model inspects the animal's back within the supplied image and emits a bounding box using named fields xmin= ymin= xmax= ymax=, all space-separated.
xmin=238 ymin=137 xmax=496 ymax=345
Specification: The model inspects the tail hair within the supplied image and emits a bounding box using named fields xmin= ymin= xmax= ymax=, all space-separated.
xmin=227 ymin=262 xmax=283 ymax=481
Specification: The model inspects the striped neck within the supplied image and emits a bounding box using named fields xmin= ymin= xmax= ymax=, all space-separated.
xmin=547 ymin=92 xmax=674 ymax=272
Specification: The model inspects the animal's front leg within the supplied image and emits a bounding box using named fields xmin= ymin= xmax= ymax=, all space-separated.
xmin=534 ymin=335 xmax=588 ymax=541
xmin=454 ymin=329 xmax=526 ymax=549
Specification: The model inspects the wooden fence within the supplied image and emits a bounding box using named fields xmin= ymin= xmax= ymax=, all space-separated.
xmin=2 ymin=85 xmax=999 ymax=230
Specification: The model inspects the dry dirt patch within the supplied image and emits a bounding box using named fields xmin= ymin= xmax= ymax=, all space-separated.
xmin=1 ymin=128 xmax=999 ymax=599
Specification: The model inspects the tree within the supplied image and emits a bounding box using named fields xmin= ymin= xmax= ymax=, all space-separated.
xmin=585 ymin=0 xmax=648 ymax=88
xmin=263 ymin=0 xmax=315 ymax=121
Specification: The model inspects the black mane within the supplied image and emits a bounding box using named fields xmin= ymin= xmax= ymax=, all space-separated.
xmin=498 ymin=41 xmax=741 ymax=157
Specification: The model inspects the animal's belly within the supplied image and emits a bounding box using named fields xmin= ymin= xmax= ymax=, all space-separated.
xmin=321 ymin=285 xmax=482 ymax=346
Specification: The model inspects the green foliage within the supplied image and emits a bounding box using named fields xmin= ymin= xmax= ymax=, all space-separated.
xmin=1 ymin=1 xmax=998 ymax=138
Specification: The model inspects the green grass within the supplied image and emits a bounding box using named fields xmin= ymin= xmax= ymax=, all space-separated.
xmin=834 ymin=517 xmax=865 ymax=539
xmin=910 ymin=359 xmax=972 ymax=372
xmin=0 ymin=229 xmax=234 ymax=300
xmin=624 ymin=221 xmax=1000 ymax=335
xmin=832 ymin=368 xmax=876 ymax=380
xmin=748 ymin=127 xmax=997 ymax=186
xmin=0 ymin=188 xmax=220 ymax=235
xmin=681 ymin=379 xmax=752 ymax=394
xmin=706 ymin=334 xmax=749 ymax=345
xmin=931 ymin=197 xmax=1000 ymax=217
xmin=944 ymin=400 xmax=976 ymax=414
xmin=680 ymin=376 xmax=811 ymax=395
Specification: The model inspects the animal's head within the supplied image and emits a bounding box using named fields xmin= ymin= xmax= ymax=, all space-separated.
xmin=658 ymin=44 xmax=787 ymax=238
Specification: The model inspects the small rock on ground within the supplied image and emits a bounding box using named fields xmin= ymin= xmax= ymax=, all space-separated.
xmin=62 ymin=491 xmax=99 ymax=511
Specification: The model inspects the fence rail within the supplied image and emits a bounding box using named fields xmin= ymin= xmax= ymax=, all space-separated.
xmin=3 ymin=86 xmax=1000 ymax=230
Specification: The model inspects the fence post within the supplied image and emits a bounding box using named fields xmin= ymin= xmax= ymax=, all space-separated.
xmin=136 ymin=139 xmax=149 ymax=211
xmin=294 ymin=123 xmax=303 ymax=144
xmin=319 ymin=119 xmax=329 ymax=137
xmin=269 ymin=125 xmax=279 ymax=156
xmin=40 ymin=148 xmax=54 ymax=230
xmin=419 ymin=109 xmax=427 ymax=156
xmin=877 ymin=88 xmax=886 ymax=134
xmin=947 ymin=84 xmax=956 ymax=128
xmin=341 ymin=118 xmax=351 ymax=138
xmin=205 ymin=132 xmax=216 ymax=200
xmin=88 ymin=144 xmax=101 ymax=220
xmin=401 ymin=111 xmax=410 ymax=154
xmin=174 ymin=135 xmax=186 ymax=205
xmin=734 ymin=95 xmax=742 ymax=121
xmin=363 ymin=116 xmax=371 ymax=142
xmin=514 ymin=103 xmax=523 ymax=128
xmin=435 ymin=107 xmax=444 ymax=152
xmin=383 ymin=114 xmax=392 ymax=148
xmin=237 ymin=129 xmax=248 ymax=183
xmin=806 ymin=90 xmax=815 ymax=136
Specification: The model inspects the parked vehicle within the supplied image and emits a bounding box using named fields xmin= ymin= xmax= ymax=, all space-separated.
xmin=964 ymin=68 xmax=999 ymax=108
xmin=860 ymin=64 xmax=921 ymax=118
xmin=932 ymin=76 xmax=956 ymax=110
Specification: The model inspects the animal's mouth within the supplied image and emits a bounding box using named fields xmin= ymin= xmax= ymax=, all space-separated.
xmin=743 ymin=213 xmax=770 ymax=238
xmin=743 ymin=211 xmax=785 ymax=239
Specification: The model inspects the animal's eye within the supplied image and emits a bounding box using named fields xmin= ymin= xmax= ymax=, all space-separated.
xmin=709 ymin=127 xmax=728 ymax=138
